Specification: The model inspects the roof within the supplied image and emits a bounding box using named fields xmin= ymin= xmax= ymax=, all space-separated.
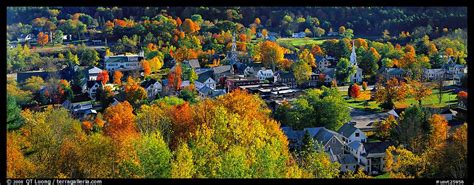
xmin=186 ymin=59 xmax=201 ymax=69
xmin=210 ymin=89 xmax=226 ymax=98
xmin=364 ymin=141 xmax=392 ymax=154
xmin=198 ymin=85 xmax=213 ymax=95
xmin=350 ymin=109 xmax=398 ymax=130
xmin=257 ymin=69 xmax=274 ymax=75
xmin=348 ymin=140 xmax=362 ymax=151
xmin=385 ymin=68 xmax=405 ymax=75
xmin=337 ymin=123 xmax=358 ymax=138
xmin=88 ymin=66 xmax=103 ymax=74
xmin=322 ymin=68 xmax=336 ymax=78
xmin=213 ymin=65 xmax=232 ymax=74
xmin=304 ymin=127 xmax=322 ymax=138
xmin=180 ymin=80 xmax=190 ymax=87
xmin=281 ymin=127 xmax=305 ymax=141
xmin=276 ymin=71 xmax=295 ymax=79
xmin=197 ymin=72 xmax=214 ymax=83
xmin=105 ymin=54 xmax=143 ymax=63
xmin=141 ymin=79 xmax=158 ymax=89
xmin=313 ymin=127 xmax=342 ymax=145
xmin=337 ymin=154 xmax=358 ymax=165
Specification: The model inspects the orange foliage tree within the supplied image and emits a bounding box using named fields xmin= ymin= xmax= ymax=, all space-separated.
xmin=142 ymin=60 xmax=151 ymax=77
xmin=311 ymin=45 xmax=325 ymax=57
xmin=37 ymin=32 xmax=49 ymax=47
xmin=349 ymin=84 xmax=361 ymax=98
xmin=103 ymin=101 xmax=138 ymax=140
xmin=97 ymin=70 xmax=109 ymax=85
xmin=167 ymin=64 xmax=182 ymax=91
xmin=113 ymin=71 xmax=124 ymax=85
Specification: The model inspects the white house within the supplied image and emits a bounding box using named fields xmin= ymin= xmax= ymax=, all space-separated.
xmin=256 ymin=69 xmax=274 ymax=81
xmin=141 ymin=79 xmax=162 ymax=100
xmin=104 ymin=52 xmax=144 ymax=71
xmin=87 ymin=66 xmax=103 ymax=81
xmin=82 ymin=80 xmax=103 ymax=100
xmin=423 ymin=68 xmax=445 ymax=81
xmin=292 ymin=32 xmax=306 ymax=38
xmin=338 ymin=122 xmax=368 ymax=143
xmin=195 ymin=73 xmax=216 ymax=90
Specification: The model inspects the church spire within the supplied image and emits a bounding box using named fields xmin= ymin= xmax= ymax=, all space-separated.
xmin=350 ymin=39 xmax=357 ymax=66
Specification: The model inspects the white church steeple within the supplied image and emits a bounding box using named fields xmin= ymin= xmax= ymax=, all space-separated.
xmin=350 ymin=40 xmax=357 ymax=66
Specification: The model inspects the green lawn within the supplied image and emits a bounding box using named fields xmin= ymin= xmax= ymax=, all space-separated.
xmin=276 ymin=38 xmax=326 ymax=48
xmin=341 ymin=89 xmax=457 ymax=111
xmin=375 ymin=173 xmax=391 ymax=178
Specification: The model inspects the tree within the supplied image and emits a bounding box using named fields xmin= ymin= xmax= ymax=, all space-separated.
xmin=311 ymin=45 xmax=325 ymax=57
xmin=381 ymin=58 xmax=394 ymax=68
xmin=7 ymin=132 xmax=35 ymax=178
xmin=336 ymin=58 xmax=356 ymax=83
xmin=113 ymin=71 xmax=124 ymax=85
xmin=391 ymin=105 xmax=431 ymax=154
xmin=292 ymin=60 xmax=312 ymax=86
xmin=22 ymin=76 xmax=45 ymax=92
xmin=182 ymin=19 xmax=200 ymax=34
xmin=124 ymin=77 xmax=147 ymax=106
xmin=338 ymin=26 xmax=346 ymax=35
xmin=97 ymin=70 xmax=109 ymax=85
xmin=133 ymin=131 xmax=172 ymax=178
xmin=142 ymin=60 xmax=151 ymax=77
xmin=103 ymin=101 xmax=138 ymax=140
xmin=78 ymin=48 xmax=100 ymax=66
xmin=299 ymin=49 xmax=316 ymax=68
xmin=277 ymin=59 xmax=292 ymax=71
xmin=360 ymin=47 xmax=380 ymax=77
xmin=457 ymin=91 xmax=467 ymax=102
xmin=349 ymin=84 xmax=361 ymax=98
xmin=254 ymin=18 xmax=261 ymax=25
xmin=65 ymin=51 xmax=79 ymax=66
xmin=58 ymin=79 xmax=73 ymax=102
xmin=373 ymin=114 xmax=397 ymax=140
xmin=314 ymin=27 xmax=325 ymax=37
xmin=441 ymin=123 xmax=467 ymax=178
xmin=427 ymin=43 xmax=438 ymax=56
xmin=37 ymin=32 xmax=49 ymax=47
xmin=407 ymin=79 xmax=432 ymax=105
xmin=354 ymin=38 xmax=368 ymax=49
xmin=362 ymin=81 xmax=368 ymax=91
xmin=53 ymin=30 xmax=64 ymax=46
xmin=171 ymin=142 xmax=195 ymax=178
xmin=255 ymin=41 xmax=285 ymax=71
xmin=385 ymin=145 xmax=425 ymax=178
xmin=297 ymin=140 xmax=341 ymax=178
xmin=7 ymin=95 xmax=23 ymax=130
xmin=262 ymin=29 xmax=268 ymax=38
xmin=375 ymin=77 xmax=408 ymax=110
xmin=168 ymin=64 xmax=183 ymax=91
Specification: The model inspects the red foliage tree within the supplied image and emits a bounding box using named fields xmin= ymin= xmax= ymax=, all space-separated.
xmin=350 ymin=84 xmax=361 ymax=98
xmin=97 ymin=70 xmax=109 ymax=85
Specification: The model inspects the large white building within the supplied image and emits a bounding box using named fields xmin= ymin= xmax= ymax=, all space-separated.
xmin=104 ymin=52 xmax=144 ymax=71
xmin=349 ymin=40 xmax=363 ymax=83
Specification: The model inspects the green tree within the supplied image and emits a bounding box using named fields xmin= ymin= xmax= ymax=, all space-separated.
xmin=292 ymin=60 xmax=312 ymax=86
xmin=336 ymin=58 xmax=356 ymax=83
xmin=391 ymin=105 xmax=432 ymax=154
xmin=133 ymin=131 xmax=172 ymax=178
xmin=7 ymin=95 xmax=23 ymax=130
xmin=78 ymin=48 xmax=100 ymax=66
xmin=53 ymin=30 xmax=64 ymax=46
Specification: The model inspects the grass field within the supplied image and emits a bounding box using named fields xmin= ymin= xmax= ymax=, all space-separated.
xmin=375 ymin=173 xmax=391 ymax=178
xmin=276 ymin=38 xmax=326 ymax=48
xmin=341 ymin=89 xmax=457 ymax=112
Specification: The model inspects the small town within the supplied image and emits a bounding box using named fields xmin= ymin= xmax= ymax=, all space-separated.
xmin=6 ymin=7 xmax=467 ymax=179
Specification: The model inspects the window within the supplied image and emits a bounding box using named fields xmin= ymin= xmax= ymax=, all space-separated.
xmin=355 ymin=133 xmax=360 ymax=137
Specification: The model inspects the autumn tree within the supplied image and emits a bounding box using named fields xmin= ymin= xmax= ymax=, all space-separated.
xmin=254 ymin=18 xmax=261 ymax=25
xmin=299 ymin=49 xmax=316 ymax=68
xmin=37 ymin=32 xmax=49 ymax=47
xmin=360 ymin=47 xmax=380 ymax=77
xmin=311 ymin=45 xmax=325 ymax=57
xmin=407 ymin=79 xmax=432 ymax=105
xmin=338 ymin=26 xmax=346 ymax=35
xmin=103 ymin=101 xmax=138 ymax=140
xmin=255 ymin=41 xmax=285 ymax=71
xmin=22 ymin=76 xmax=46 ymax=92
xmin=292 ymin=60 xmax=312 ymax=86
xmin=7 ymin=132 xmax=35 ymax=178
xmin=385 ymin=145 xmax=425 ymax=178
xmin=375 ymin=77 xmax=408 ymax=110
xmin=373 ymin=114 xmax=397 ymax=140
xmin=171 ymin=142 xmax=195 ymax=178
xmin=124 ymin=77 xmax=147 ymax=106
xmin=182 ymin=19 xmax=200 ymax=34
xmin=142 ymin=60 xmax=151 ymax=77
xmin=277 ymin=59 xmax=292 ymax=71
xmin=362 ymin=81 xmax=368 ymax=91
xmin=349 ymin=83 xmax=361 ymax=98
xmin=113 ymin=70 xmax=123 ymax=85
xmin=97 ymin=70 xmax=109 ymax=85
xmin=167 ymin=63 xmax=183 ymax=91
xmin=441 ymin=123 xmax=467 ymax=178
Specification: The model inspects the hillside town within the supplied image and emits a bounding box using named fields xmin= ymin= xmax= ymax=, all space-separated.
xmin=7 ymin=7 xmax=468 ymax=179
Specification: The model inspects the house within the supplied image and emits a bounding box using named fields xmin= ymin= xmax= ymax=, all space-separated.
xmin=61 ymin=100 xmax=97 ymax=120
xmin=316 ymin=56 xmax=332 ymax=70
xmin=180 ymin=80 xmax=191 ymax=89
xmin=423 ymin=68 xmax=446 ymax=81
xmin=292 ymin=32 xmax=306 ymax=38
xmin=196 ymin=72 xmax=217 ymax=90
xmin=338 ymin=154 xmax=360 ymax=172
xmin=381 ymin=68 xmax=406 ymax=80
xmin=104 ymin=52 xmax=144 ymax=71
xmin=349 ymin=109 xmax=399 ymax=133
xmin=82 ymin=80 xmax=103 ymax=100
xmin=244 ymin=66 xmax=261 ymax=77
xmin=225 ymin=76 xmax=260 ymax=92
xmin=363 ymin=141 xmax=392 ymax=175
xmin=320 ymin=68 xmax=336 ymax=83
xmin=198 ymin=86 xmax=227 ymax=98
xmin=87 ymin=66 xmax=103 ymax=81
xmin=212 ymin=65 xmax=233 ymax=80
xmin=351 ymin=67 xmax=363 ymax=83
xmin=141 ymin=79 xmax=162 ymax=100
xmin=327 ymin=31 xmax=339 ymax=36
xmin=256 ymin=69 xmax=274 ymax=81
xmin=440 ymin=109 xmax=456 ymax=121
xmin=275 ymin=71 xmax=297 ymax=88
xmin=184 ymin=59 xmax=201 ymax=69
xmin=338 ymin=123 xmax=368 ymax=143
